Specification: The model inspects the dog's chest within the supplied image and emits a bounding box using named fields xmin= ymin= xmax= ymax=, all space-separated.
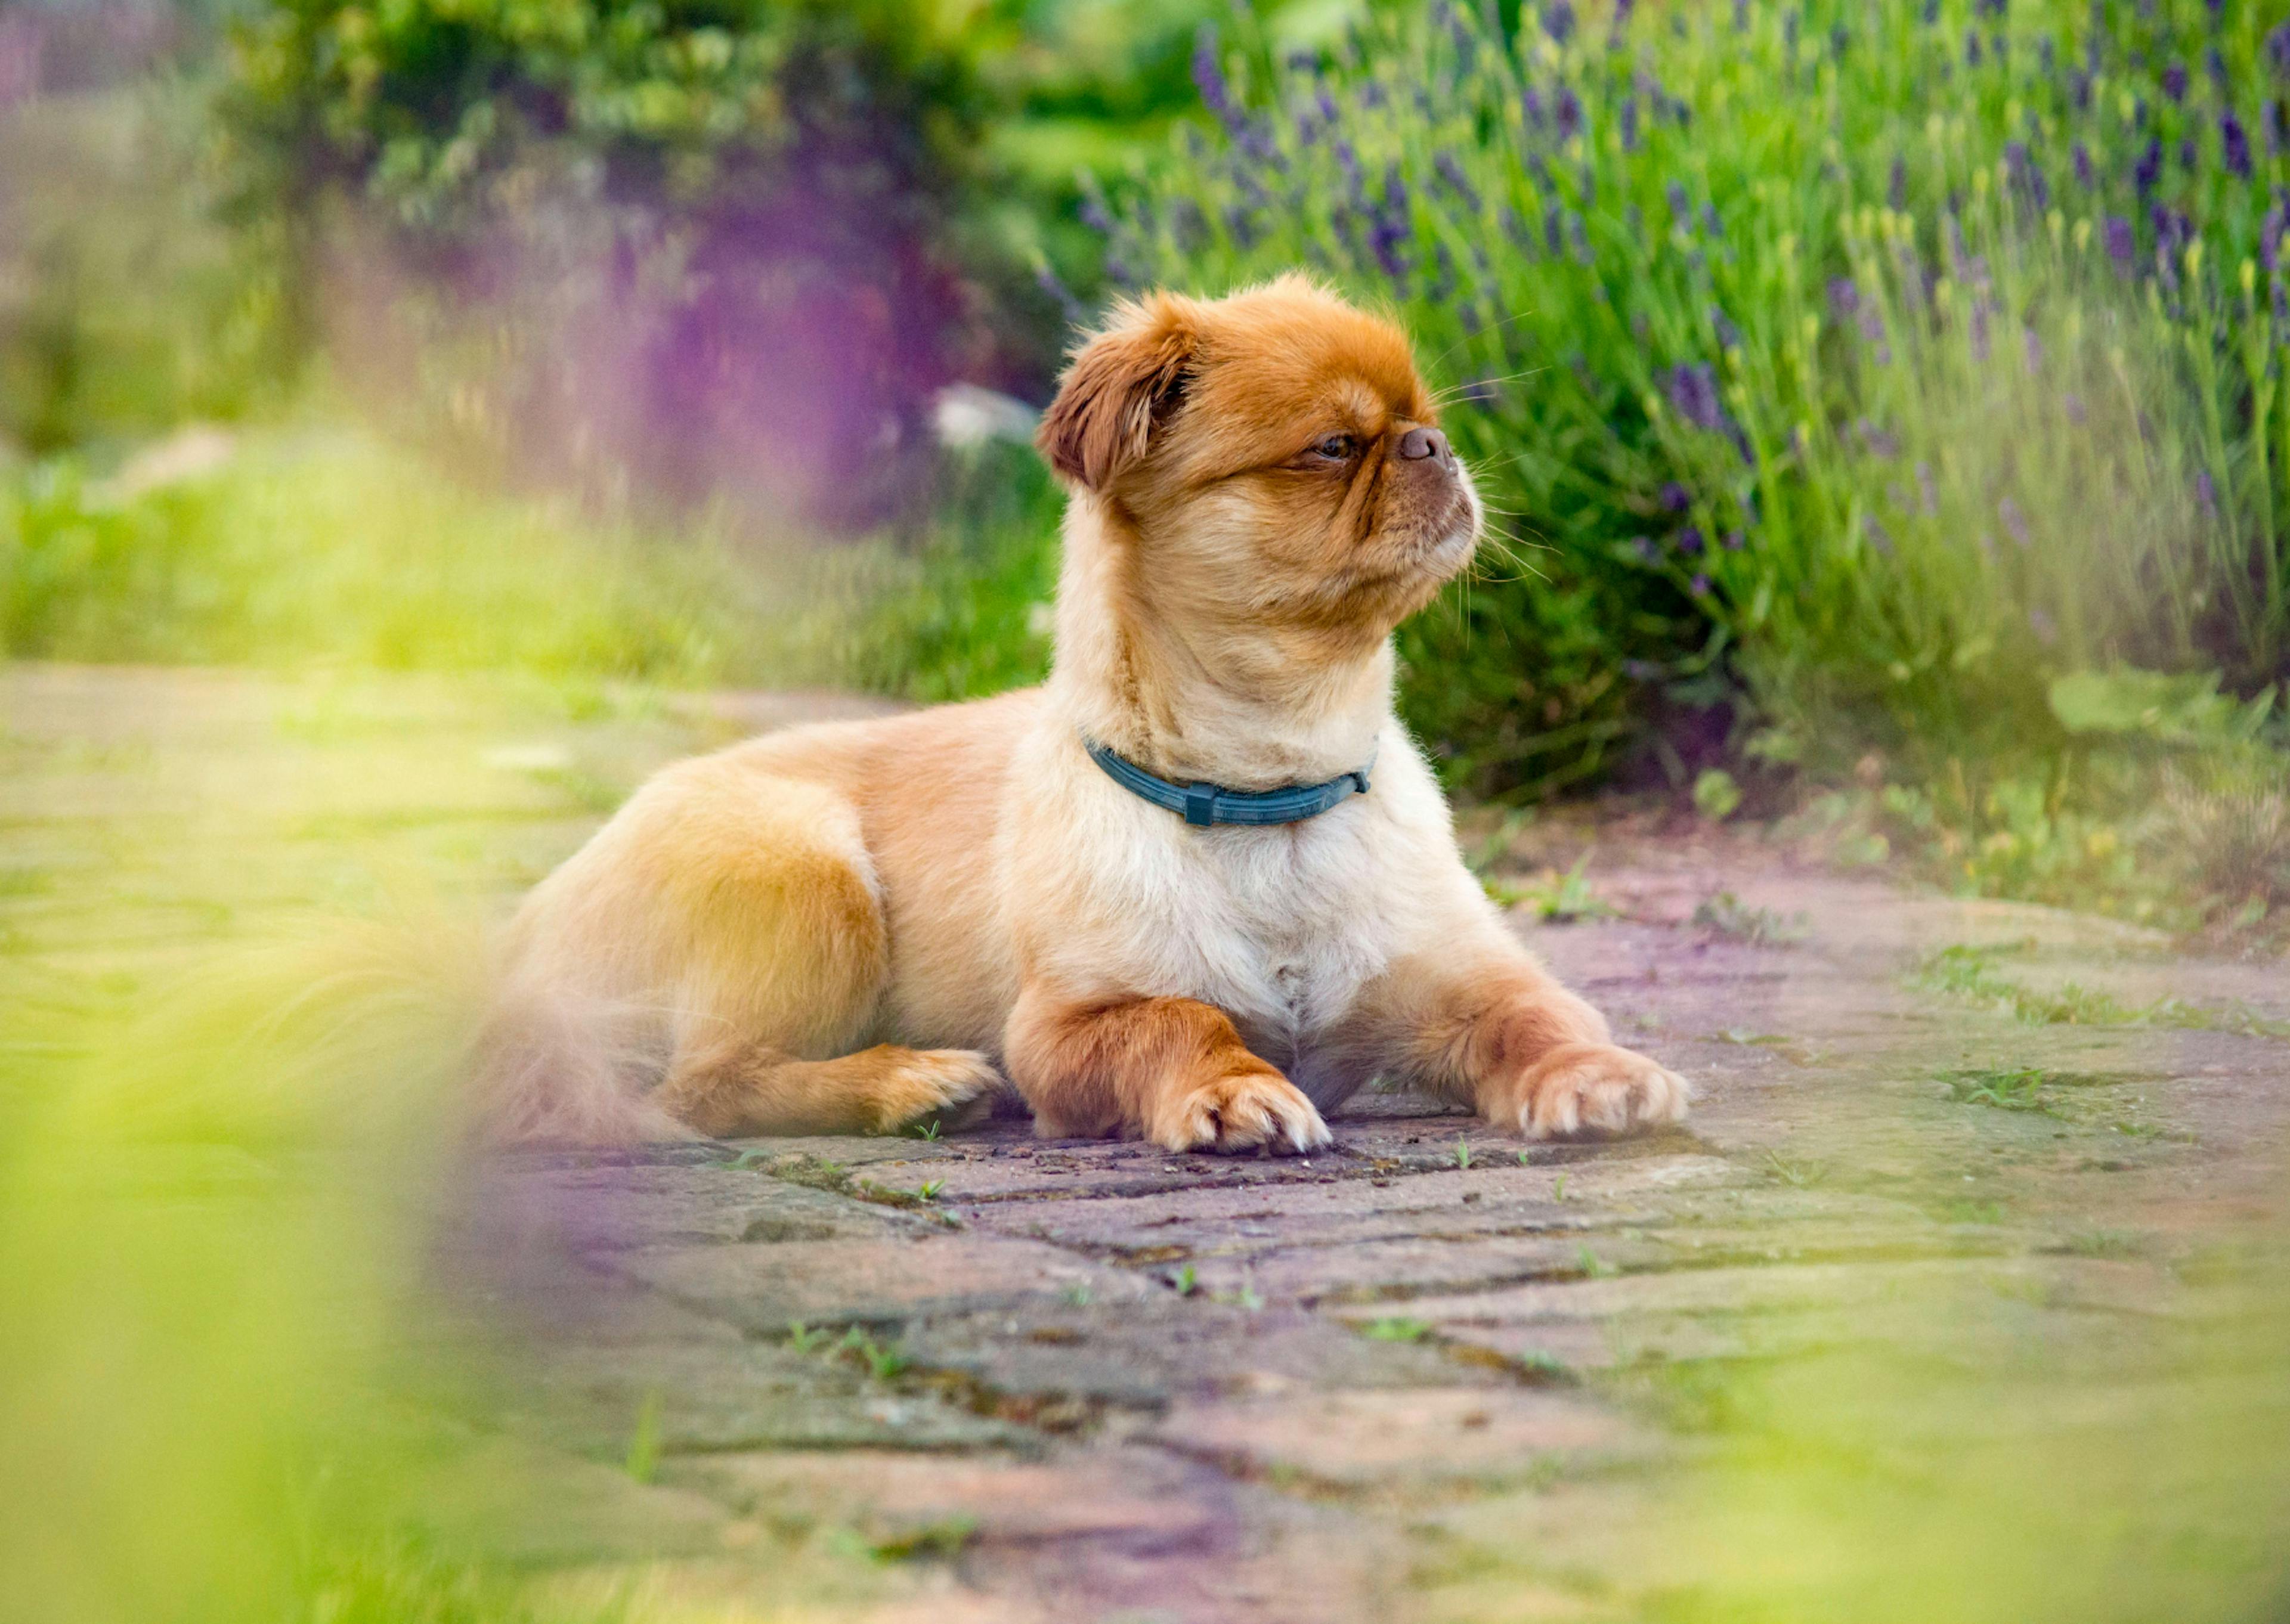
xmin=1149 ymin=814 xmax=1400 ymax=1045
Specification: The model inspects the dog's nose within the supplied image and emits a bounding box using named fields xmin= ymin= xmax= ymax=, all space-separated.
xmin=1398 ymin=426 xmax=1449 ymax=462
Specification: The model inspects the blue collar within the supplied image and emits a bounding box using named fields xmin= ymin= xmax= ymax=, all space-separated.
xmin=1084 ymin=737 xmax=1376 ymax=827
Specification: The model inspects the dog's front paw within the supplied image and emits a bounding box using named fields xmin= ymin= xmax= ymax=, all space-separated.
xmin=1491 ymin=1042 xmax=1688 ymax=1140
xmin=1153 ymin=1068 xmax=1332 ymax=1155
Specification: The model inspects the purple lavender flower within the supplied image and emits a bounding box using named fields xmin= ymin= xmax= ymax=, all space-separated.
xmin=1619 ymin=97 xmax=1640 ymax=151
xmin=1544 ymin=204 xmax=1564 ymax=256
xmin=1192 ymin=27 xmax=1238 ymax=129
xmin=1567 ymin=211 xmax=1593 ymax=264
xmin=2104 ymin=213 xmax=2136 ymax=265
xmin=1523 ymin=85 xmax=1546 ymax=131
xmin=1691 ymin=573 xmax=1712 ymax=596
xmin=2178 ymin=137 xmax=2198 ymax=172
xmin=1702 ymin=202 xmax=1723 ymax=238
xmin=1679 ymin=525 xmax=1706 ymax=555
xmin=1633 ymin=535 xmax=1660 ymax=563
xmin=1500 ymin=206 xmax=1536 ymax=255
xmin=1889 ymin=157 xmax=1908 ymax=210
xmin=2161 ymin=61 xmax=2187 ymax=103
xmin=2206 ymin=46 xmax=2227 ymax=89
xmin=2194 ymin=469 xmax=2218 ymax=515
xmin=1999 ymin=496 xmax=2030 ymax=546
xmin=2005 ymin=142 xmax=2048 ymax=209
xmin=2029 ymin=607 xmax=2057 ymax=644
xmin=1434 ymin=150 xmax=1482 ymax=212
xmin=2023 ymin=326 xmax=2044 ymax=374
xmin=2133 ymin=138 xmax=2162 ymax=197
xmin=1915 ymin=463 xmax=1938 ymax=515
xmin=2064 ymin=392 xmax=2086 ymax=424
xmin=1369 ymin=163 xmax=1412 ymax=279
xmin=2074 ymin=142 xmax=2094 ymax=187
xmin=1965 ymin=29 xmax=1982 ymax=66
xmin=1555 ymin=85 xmax=1583 ymax=140
xmin=2270 ymin=23 xmax=2290 ymax=81
xmin=1545 ymin=1 xmax=1575 ymax=46
xmin=1976 ymin=0 xmax=2004 ymax=17
xmin=1666 ymin=181 xmax=1691 ymax=228
xmin=1921 ymin=0 xmax=1939 ymax=24
xmin=1666 ymin=362 xmax=1725 ymax=431
xmin=2221 ymin=110 xmax=2252 ymax=179
xmin=1660 ymin=481 xmax=1692 ymax=512
xmin=1858 ymin=419 xmax=1902 ymax=458
xmin=1828 ymin=277 xmax=1861 ymax=318
xmin=2262 ymin=197 xmax=2289 ymax=271
xmin=1866 ymin=519 xmax=1894 ymax=556
xmin=1710 ymin=305 xmax=1741 ymax=349
xmin=1723 ymin=529 xmax=1745 ymax=551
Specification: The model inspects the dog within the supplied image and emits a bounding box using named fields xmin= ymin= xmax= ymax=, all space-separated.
xmin=485 ymin=275 xmax=1688 ymax=1151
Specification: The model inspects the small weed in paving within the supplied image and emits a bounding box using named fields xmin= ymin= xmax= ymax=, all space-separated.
xmin=867 ymin=1516 xmax=977 ymax=1563
xmin=1170 ymin=1264 xmax=1197 ymax=1296
xmin=1693 ymin=892 xmax=1806 ymax=945
xmin=1362 ymin=1316 xmax=1433 ymax=1343
xmin=839 ymin=1327 xmax=910 ymax=1381
xmin=2056 ymin=1229 xmax=2146 ymax=1259
xmin=1945 ymin=1068 xmax=2051 ymax=1112
xmin=1576 ymin=1244 xmax=1617 ymax=1279
xmin=1512 ymin=1350 xmax=1571 ymax=1381
xmin=1914 ymin=946 xmax=2137 ymax=1027
xmin=1524 ymin=856 xmax=1614 ymax=923
xmin=1455 ymin=1136 xmax=1472 ymax=1170
xmin=1762 ymin=1151 xmax=1826 ymax=1188
xmin=911 ymin=1118 xmax=941 ymax=1141
xmin=622 ymin=1389 xmax=663 ymax=1483
xmin=786 ymin=1322 xmax=832 ymax=1354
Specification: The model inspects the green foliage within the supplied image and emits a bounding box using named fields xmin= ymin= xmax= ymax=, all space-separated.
xmin=1361 ymin=1316 xmax=1434 ymax=1341
xmin=1693 ymin=891 xmax=1807 ymax=944
xmin=0 ymin=88 xmax=284 ymax=460
xmin=0 ymin=428 xmax=1060 ymax=703
xmin=1692 ymin=767 xmax=1744 ymax=820
xmin=1944 ymin=1065 xmax=2052 ymax=1111
xmin=1108 ymin=0 xmax=2290 ymax=795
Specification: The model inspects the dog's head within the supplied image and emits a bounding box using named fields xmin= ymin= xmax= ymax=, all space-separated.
xmin=1036 ymin=276 xmax=1480 ymax=646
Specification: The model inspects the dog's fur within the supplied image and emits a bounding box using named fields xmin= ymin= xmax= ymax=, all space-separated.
xmin=486 ymin=276 xmax=1687 ymax=1151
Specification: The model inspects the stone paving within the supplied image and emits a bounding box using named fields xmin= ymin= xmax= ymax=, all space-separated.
xmin=435 ymin=830 xmax=2290 ymax=1623
xmin=7 ymin=665 xmax=2286 ymax=1622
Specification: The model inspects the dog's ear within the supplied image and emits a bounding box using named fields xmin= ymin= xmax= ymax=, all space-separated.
xmin=1036 ymin=295 xmax=1199 ymax=489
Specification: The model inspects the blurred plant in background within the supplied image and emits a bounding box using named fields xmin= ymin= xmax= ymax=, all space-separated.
xmin=1097 ymin=0 xmax=2290 ymax=930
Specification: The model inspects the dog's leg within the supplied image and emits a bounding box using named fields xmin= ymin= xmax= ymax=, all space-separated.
xmin=655 ymin=1038 xmax=999 ymax=1138
xmin=498 ymin=755 xmax=997 ymax=1142
xmin=1004 ymin=987 xmax=1331 ymax=1154
xmin=1340 ymin=942 xmax=1688 ymax=1139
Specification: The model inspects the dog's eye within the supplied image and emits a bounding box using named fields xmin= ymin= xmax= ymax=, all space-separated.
xmin=1310 ymin=434 xmax=1356 ymax=461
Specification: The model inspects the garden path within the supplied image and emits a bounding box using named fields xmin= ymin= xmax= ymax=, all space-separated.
xmin=7 ymin=665 xmax=2285 ymax=1623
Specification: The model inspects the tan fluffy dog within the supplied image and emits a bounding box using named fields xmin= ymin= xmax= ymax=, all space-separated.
xmin=487 ymin=276 xmax=1688 ymax=1151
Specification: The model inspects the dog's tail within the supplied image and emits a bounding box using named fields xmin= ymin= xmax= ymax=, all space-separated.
xmin=472 ymin=966 xmax=692 ymax=1145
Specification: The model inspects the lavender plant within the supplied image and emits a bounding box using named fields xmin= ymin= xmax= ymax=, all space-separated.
xmin=1101 ymin=0 xmax=2288 ymax=794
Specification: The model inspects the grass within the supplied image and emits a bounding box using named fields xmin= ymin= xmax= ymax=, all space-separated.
xmin=1944 ymin=1065 xmax=2053 ymax=1111
xmin=1361 ymin=1316 xmax=1434 ymax=1343
xmin=1694 ymin=892 xmax=1808 ymax=944
xmin=0 ymin=424 xmax=1061 ymax=706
